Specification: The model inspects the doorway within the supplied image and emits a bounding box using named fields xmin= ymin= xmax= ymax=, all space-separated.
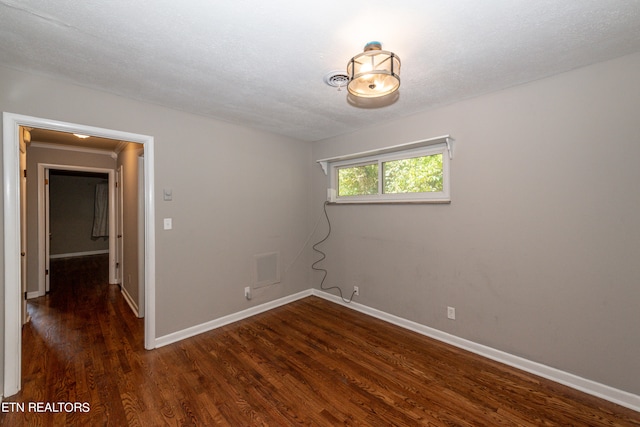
xmin=2 ymin=112 xmax=156 ymax=398
xmin=38 ymin=166 xmax=116 ymax=297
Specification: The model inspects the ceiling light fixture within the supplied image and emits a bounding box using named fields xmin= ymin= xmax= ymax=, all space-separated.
xmin=347 ymin=41 xmax=400 ymax=98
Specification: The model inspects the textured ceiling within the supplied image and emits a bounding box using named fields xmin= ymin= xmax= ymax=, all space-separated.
xmin=2 ymin=0 xmax=640 ymax=142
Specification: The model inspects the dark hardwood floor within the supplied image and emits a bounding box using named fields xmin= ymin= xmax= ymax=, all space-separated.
xmin=1 ymin=255 xmax=638 ymax=426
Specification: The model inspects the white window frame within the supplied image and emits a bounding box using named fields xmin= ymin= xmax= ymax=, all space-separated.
xmin=317 ymin=135 xmax=453 ymax=204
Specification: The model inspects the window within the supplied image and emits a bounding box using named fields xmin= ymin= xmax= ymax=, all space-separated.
xmin=318 ymin=136 xmax=453 ymax=203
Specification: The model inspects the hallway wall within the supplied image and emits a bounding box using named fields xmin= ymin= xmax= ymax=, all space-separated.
xmin=49 ymin=171 xmax=109 ymax=256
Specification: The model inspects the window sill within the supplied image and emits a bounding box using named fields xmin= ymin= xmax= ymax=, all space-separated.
xmin=328 ymin=200 xmax=451 ymax=205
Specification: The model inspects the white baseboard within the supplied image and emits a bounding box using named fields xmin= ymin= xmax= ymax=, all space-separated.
xmin=26 ymin=291 xmax=44 ymax=299
xmin=50 ymin=250 xmax=109 ymax=259
xmin=154 ymin=289 xmax=313 ymax=348
xmin=121 ymin=286 xmax=140 ymax=318
xmin=312 ymin=289 xmax=640 ymax=413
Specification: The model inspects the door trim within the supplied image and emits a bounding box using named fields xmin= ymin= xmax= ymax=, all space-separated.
xmin=117 ymin=165 xmax=124 ymax=286
xmin=3 ymin=112 xmax=157 ymax=397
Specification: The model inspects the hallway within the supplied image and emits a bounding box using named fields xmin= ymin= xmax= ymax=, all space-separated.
xmin=2 ymin=255 xmax=144 ymax=425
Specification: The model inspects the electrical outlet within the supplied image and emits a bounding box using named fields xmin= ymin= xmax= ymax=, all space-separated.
xmin=353 ymin=286 xmax=359 ymax=296
xmin=447 ymin=306 xmax=456 ymax=320
xmin=244 ymin=286 xmax=251 ymax=300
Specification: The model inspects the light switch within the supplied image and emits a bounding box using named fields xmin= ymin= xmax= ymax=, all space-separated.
xmin=163 ymin=218 xmax=172 ymax=230
xmin=163 ymin=188 xmax=173 ymax=201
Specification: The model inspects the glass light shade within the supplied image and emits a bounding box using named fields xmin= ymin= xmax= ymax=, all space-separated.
xmin=347 ymin=42 xmax=401 ymax=98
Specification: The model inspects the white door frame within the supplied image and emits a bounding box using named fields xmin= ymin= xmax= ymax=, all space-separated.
xmin=117 ymin=165 xmax=124 ymax=286
xmin=19 ymin=129 xmax=28 ymax=324
xmin=137 ymin=156 xmax=145 ymax=318
xmin=3 ymin=112 xmax=157 ymax=397
xmin=38 ymin=164 xmax=117 ymax=295
xmin=44 ymin=168 xmax=50 ymax=293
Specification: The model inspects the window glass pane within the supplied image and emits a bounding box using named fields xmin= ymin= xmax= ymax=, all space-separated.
xmin=338 ymin=163 xmax=378 ymax=196
xmin=383 ymin=154 xmax=443 ymax=194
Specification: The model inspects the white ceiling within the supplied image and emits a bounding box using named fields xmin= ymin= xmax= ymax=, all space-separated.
xmin=2 ymin=0 xmax=640 ymax=142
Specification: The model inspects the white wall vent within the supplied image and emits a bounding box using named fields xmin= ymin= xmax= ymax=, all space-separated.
xmin=253 ymin=251 xmax=281 ymax=288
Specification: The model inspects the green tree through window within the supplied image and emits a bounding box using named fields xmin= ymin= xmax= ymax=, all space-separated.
xmin=338 ymin=163 xmax=378 ymax=196
xmin=337 ymin=155 xmax=443 ymax=196
xmin=383 ymin=154 xmax=443 ymax=194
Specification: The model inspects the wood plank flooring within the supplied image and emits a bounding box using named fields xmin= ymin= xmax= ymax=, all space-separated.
xmin=1 ymin=255 xmax=638 ymax=426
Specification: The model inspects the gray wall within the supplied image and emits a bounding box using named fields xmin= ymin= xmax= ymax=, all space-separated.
xmin=117 ymin=143 xmax=143 ymax=311
xmin=49 ymin=172 xmax=109 ymax=256
xmin=311 ymin=52 xmax=640 ymax=395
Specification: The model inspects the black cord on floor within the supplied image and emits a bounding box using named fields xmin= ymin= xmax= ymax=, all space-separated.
xmin=312 ymin=201 xmax=356 ymax=303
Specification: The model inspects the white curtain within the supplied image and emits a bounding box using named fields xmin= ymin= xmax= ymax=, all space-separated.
xmin=92 ymin=182 xmax=109 ymax=237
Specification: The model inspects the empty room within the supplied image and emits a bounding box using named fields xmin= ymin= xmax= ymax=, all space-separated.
xmin=1 ymin=1 xmax=639 ymax=425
